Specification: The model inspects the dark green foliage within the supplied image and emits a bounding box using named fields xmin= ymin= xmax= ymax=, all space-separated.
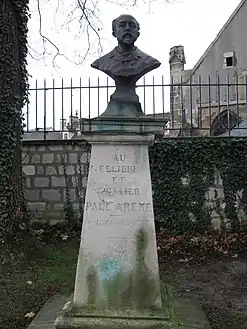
xmin=149 ymin=137 xmax=247 ymax=235
xmin=62 ymin=155 xmax=78 ymax=228
xmin=0 ymin=1 xmax=31 ymax=244
xmin=62 ymin=143 xmax=90 ymax=228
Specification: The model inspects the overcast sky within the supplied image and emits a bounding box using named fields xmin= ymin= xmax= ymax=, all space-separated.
xmin=25 ymin=0 xmax=242 ymax=130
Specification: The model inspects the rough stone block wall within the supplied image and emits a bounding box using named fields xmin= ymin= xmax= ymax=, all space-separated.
xmin=22 ymin=141 xmax=89 ymax=224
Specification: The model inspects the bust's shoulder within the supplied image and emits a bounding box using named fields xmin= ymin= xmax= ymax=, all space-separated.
xmin=91 ymin=49 xmax=117 ymax=69
xmin=135 ymin=48 xmax=160 ymax=66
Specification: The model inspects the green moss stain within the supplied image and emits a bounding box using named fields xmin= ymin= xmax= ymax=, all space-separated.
xmin=132 ymin=226 xmax=161 ymax=310
xmin=86 ymin=265 xmax=98 ymax=306
xmin=83 ymin=226 xmax=169 ymax=312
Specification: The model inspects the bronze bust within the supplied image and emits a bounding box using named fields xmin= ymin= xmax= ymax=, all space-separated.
xmin=91 ymin=15 xmax=161 ymax=104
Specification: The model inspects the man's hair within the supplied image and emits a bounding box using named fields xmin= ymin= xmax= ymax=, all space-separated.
xmin=112 ymin=15 xmax=140 ymax=34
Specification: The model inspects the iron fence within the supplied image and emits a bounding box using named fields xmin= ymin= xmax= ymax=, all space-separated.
xmin=23 ymin=74 xmax=247 ymax=140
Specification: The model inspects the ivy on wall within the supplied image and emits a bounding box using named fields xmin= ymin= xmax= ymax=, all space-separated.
xmin=0 ymin=1 xmax=30 ymax=244
xmin=149 ymin=138 xmax=247 ymax=235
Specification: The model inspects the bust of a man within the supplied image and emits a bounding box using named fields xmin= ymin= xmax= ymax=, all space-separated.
xmin=91 ymin=14 xmax=161 ymax=103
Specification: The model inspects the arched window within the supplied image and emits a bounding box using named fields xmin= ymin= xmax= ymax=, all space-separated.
xmin=210 ymin=110 xmax=239 ymax=136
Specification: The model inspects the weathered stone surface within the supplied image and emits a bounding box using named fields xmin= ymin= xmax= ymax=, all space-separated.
xmin=54 ymin=293 xmax=211 ymax=329
xmin=73 ymin=134 xmax=161 ymax=309
xmin=43 ymin=153 xmax=54 ymax=163
xmin=35 ymin=177 xmax=50 ymax=188
xmin=55 ymin=154 xmax=66 ymax=164
xmin=29 ymin=293 xmax=211 ymax=329
xmin=32 ymin=154 xmax=41 ymax=163
xmin=28 ymin=202 xmax=46 ymax=211
xmin=21 ymin=144 xmax=103 ymax=221
xmin=22 ymin=143 xmax=90 ymax=221
xmin=46 ymin=166 xmax=58 ymax=175
xmin=42 ymin=189 xmax=61 ymax=201
xmin=28 ymin=146 xmax=36 ymax=152
xmin=44 ymin=211 xmax=61 ymax=218
xmin=53 ymin=204 xmax=65 ymax=211
xmin=80 ymin=153 xmax=88 ymax=164
xmin=49 ymin=145 xmax=64 ymax=151
xmin=37 ymin=166 xmax=45 ymax=175
xmin=69 ymin=153 xmax=78 ymax=164
xmin=27 ymin=294 xmax=71 ymax=329
xmin=27 ymin=190 xmax=40 ymax=202
xmin=59 ymin=165 xmax=75 ymax=175
xmin=23 ymin=165 xmax=35 ymax=175
xmin=26 ymin=177 xmax=31 ymax=188
xmin=52 ymin=176 xmax=66 ymax=187
xmin=37 ymin=146 xmax=46 ymax=152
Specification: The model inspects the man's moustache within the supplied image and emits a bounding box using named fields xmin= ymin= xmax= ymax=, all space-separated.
xmin=122 ymin=31 xmax=134 ymax=36
xmin=123 ymin=30 xmax=133 ymax=35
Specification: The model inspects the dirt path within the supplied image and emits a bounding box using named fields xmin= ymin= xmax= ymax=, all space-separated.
xmin=159 ymin=256 xmax=247 ymax=328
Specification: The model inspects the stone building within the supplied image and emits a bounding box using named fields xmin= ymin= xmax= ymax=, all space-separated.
xmin=170 ymin=0 xmax=247 ymax=136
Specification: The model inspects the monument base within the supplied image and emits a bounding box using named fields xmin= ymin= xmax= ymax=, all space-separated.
xmin=54 ymin=292 xmax=211 ymax=329
xmin=52 ymin=133 xmax=210 ymax=329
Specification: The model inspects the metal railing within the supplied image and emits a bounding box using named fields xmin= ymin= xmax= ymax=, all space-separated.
xmin=23 ymin=74 xmax=247 ymax=140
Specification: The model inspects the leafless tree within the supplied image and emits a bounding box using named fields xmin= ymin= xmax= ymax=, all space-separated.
xmin=32 ymin=0 xmax=174 ymax=68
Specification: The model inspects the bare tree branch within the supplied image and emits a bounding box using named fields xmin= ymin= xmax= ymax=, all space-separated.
xmin=76 ymin=0 xmax=103 ymax=57
xmin=29 ymin=0 xmax=174 ymax=68
xmin=36 ymin=0 xmax=79 ymax=68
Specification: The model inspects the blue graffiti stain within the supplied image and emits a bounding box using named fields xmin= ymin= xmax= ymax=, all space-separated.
xmin=98 ymin=257 xmax=123 ymax=281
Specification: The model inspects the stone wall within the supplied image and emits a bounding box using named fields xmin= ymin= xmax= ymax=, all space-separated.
xmin=22 ymin=140 xmax=89 ymax=224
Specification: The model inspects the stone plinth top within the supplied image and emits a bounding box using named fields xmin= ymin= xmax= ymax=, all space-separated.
xmin=79 ymin=133 xmax=154 ymax=145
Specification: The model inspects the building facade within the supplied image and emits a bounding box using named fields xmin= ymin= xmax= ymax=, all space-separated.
xmin=170 ymin=0 xmax=247 ymax=136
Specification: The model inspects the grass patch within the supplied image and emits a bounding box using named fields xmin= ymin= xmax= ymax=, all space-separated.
xmin=0 ymin=240 xmax=79 ymax=329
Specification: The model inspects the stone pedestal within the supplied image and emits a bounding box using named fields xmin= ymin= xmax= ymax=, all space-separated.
xmin=54 ymin=133 xmax=211 ymax=329
xmin=74 ymin=134 xmax=161 ymax=308
xmin=54 ymin=134 xmax=169 ymax=328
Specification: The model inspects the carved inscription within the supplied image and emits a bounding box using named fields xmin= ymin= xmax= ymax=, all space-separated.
xmin=86 ymin=201 xmax=151 ymax=212
xmin=85 ymin=152 xmax=152 ymax=226
xmin=113 ymin=176 xmax=124 ymax=183
xmin=97 ymin=217 xmax=147 ymax=227
xmin=113 ymin=154 xmax=126 ymax=162
xmin=97 ymin=187 xmax=140 ymax=196
xmin=99 ymin=165 xmax=136 ymax=173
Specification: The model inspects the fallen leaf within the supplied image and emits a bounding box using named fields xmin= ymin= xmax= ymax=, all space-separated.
xmin=61 ymin=234 xmax=69 ymax=241
xmin=24 ymin=311 xmax=35 ymax=319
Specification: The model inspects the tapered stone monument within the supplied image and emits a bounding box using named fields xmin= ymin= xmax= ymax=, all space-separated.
xmin=54 ymin=14 xmax=211 ymax=329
